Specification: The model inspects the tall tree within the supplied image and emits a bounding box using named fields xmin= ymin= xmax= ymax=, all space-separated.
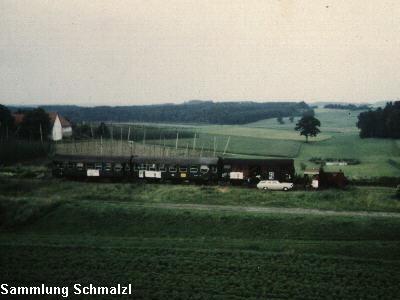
xmin=0 ymin=104 xmax=15 ymax=139
xmin=19 ymin=108 xmax=51 ymax=140
xmin=295 ymin=115 xmax=321 ymax=143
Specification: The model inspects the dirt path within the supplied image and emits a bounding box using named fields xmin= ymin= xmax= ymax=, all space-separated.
xmin=132 ymin=203 xmax=400 ymax=218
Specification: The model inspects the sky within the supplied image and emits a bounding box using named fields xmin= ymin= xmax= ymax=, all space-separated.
xmin=1 ymin=0 xmax=400 ymax=106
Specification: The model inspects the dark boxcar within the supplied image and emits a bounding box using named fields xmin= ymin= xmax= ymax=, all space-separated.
xmin=52 ymin=154 xmax=131 ymax=179
xmin=221 ymin=158 xmax=295 ymax=185
xmin=131 ymin=156 xmax=220 ymax=183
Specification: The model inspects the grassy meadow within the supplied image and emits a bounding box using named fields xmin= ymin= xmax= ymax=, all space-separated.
xmin=125 ymin=108 xmax=400 ymax=179
xmin=1 ymin=177 xmax=400 ymax=299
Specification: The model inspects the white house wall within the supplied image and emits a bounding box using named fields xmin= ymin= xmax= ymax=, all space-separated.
xmin=51 ymin=115 xmax=63 ymax=141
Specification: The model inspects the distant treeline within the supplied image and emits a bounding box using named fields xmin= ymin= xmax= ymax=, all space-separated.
xmin=31 ymin=101 xmax=310 ymax=125
xmin=324 ymin=104 xmax=370 ymax=110
xmin=357 ymin=101 xmax=400 ymax=138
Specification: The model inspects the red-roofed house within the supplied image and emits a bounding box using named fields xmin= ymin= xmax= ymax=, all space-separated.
xmin=13 ymin=112 xmax=72 ymax=141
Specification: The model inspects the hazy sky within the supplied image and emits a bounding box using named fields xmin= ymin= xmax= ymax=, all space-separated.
xmin=1 ymin=0 xmax=400 ymax=106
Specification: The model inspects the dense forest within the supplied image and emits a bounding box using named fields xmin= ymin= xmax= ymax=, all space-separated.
xmin=357 ymin=101 xmax=400 ymax=138
xmin=25 ymin=101 xmax=310 ymax=125
xmin=324 ymin=103 xmax=370 ymax=110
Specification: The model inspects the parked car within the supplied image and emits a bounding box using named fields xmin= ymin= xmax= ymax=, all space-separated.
xmin=257 ymin=180 xmax=293 ymax=191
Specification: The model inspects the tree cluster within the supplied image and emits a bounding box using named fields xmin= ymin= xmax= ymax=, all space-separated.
xmin=0 ymin=105 xmax=51 ymax=141
xmin=0 ymin=104 xmax=15 ymax=138
xmin=324 ymin=103 xmax=370 ymax=110
xmin=357 ymin=102 xmax=400 ymax=138
xmin=18 ymin=108 xmax=51 ymax=140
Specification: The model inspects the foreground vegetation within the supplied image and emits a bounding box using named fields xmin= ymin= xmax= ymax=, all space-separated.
xmin=1 ymin=178 xmax=400 ymax=299
xmin=1 ymin=176 xmax=399 ymax=213
xmin=0 ymin=140 xmax=52 ymax=165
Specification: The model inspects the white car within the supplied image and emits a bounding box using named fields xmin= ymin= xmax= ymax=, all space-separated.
xmin=257 ymin=180 xmax=293 ymax=191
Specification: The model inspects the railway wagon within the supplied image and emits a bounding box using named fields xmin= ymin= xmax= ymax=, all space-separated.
xmin=52 ymin=154 xmax=131 ymax=179
xmin=52 ymin=154 xmax=295 ymax=186
xmin=222 ymin=158 xmax=295 ymax=184
xmin=131 ymin=156 xmax=220 ymax=182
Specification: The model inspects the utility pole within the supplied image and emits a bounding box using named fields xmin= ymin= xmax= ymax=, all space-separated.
xmin=110 ymin=125 xmax=114 ymax=155
xmin=163 ymin=137 xmax=166 ymax=157
xmin=192 ymin=132 xmax=197 ymax=151
xmin=213 ymin=136 xmax=216 ymax=157
xmin=223 ymin=136 xmax=231 ymax=156
xmin=100 ymin=136 xmax=103 ymax=156
xmin=175 ymin=131 xmax=179 ymax=150
xmin=39 ymin=124 xmax=43 ymax=144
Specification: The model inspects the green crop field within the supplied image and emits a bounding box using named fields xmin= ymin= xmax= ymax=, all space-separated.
xmin=1 ymin=177 xmax=400 ymax=299
xmin=246 ymin=108 xmax=361 ymax=133
xmin=149 ymin=133 xmax=302 ymax=158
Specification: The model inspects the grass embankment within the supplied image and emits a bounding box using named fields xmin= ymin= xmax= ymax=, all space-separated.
xmin=1 ymin=178 xmax=400 ymax=213
xmin=1 ymin=191 xmax=400 ymax=299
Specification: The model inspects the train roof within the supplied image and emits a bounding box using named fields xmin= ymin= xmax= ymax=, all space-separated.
xmin=53 ymin=154 xmax=219 ymax=165
xmin=131 ymin=156 xmax=219 ymax=165
xmin=53 ymin=154 xmax=131 ymax=163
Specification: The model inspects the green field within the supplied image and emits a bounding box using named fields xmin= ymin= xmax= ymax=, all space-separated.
xmin=137 ymin=108 xmax=400 ymax=178
xmin=151 ymin=134 xmax=302 ymax=158
xmin=1 ymin=177 xmax=400 ymax=299
xmin=246 ymin=108 xmax=361 ymax=133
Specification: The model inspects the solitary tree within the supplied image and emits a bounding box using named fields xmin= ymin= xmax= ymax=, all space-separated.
xmin=295 ymin=115 xmax=321 ymax=143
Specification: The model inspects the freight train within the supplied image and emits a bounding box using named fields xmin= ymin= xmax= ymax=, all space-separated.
xmin=52 ymin=154 xmax=295 ymax=186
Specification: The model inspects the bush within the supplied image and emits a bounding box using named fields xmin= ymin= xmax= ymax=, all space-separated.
xmin=0 ymin=140 xmax=53 ymax=165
